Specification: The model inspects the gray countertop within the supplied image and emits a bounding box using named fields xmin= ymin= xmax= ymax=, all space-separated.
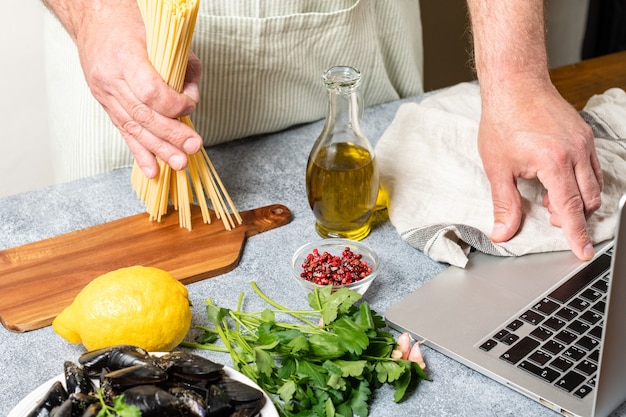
xmin=1 ymin=95 xmax=625 ymax=417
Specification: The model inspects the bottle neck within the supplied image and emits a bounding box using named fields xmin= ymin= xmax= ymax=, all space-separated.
xmin=325 ymin=88 xmax=363 ymax=134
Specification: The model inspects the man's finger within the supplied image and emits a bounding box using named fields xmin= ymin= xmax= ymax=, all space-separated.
xmin=487 ymin=171 xmax=523 ymax=243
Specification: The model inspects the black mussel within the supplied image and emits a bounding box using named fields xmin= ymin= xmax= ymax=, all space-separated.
xmin=157 ymin=351 xmax=224 ymax=382
xmin=69 ymin=392 xmax=98 ymax=416
xmin=79 ymin=345 xmax=154 ymax=377
xmin=217 ymin=377 xmax=265 ymax=405
xmin=231 ymin=398 xmax=265 ymax=416
xmin=80 ymin=402 xmax=101 ymax=417
xmin=41 ymin=391 xmax=98 ymax=417
xmin=169 ymin=386 xmax=209 ymax=417
xmin=98 ymin=371 xmax=116 ymax=405
xmin=217 ymin=377 xmax=266 ymax=416
xmin=159 ymin=379 xmax=210 ymax=398
xmin=230 ymin=408 xmax=263 ymax=417
xmin=48 ymin=398 xmax=72 ymax=417
xmin=205 ymin=384 xmax=234 ymax=417
xmin=102 ymin=363 xmax=168 ymax=392
xmin=63 ymin=361 xmax=96 ymax=396
xmin=122 ymin=384 xmax=184 ymax=417
xmin=25 ymin=380 xmax=68 ymax=417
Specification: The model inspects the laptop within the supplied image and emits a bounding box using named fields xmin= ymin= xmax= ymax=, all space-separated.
xmin=385 ymin=194 xmax=626 ymax=417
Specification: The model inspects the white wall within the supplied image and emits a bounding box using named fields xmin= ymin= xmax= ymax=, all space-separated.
xmin=0 ymin=1 xmax=54 ymax=198
xmin=546 ymin=0 xmax=590 ymax=68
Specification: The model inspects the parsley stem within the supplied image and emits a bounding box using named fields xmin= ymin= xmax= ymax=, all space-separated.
xmin=179 ymin=341 xmax=229 ymax=352
xmin=250 ymin=281 xmax=318 ymax=327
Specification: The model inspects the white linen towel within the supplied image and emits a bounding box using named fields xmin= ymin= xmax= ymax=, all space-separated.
xmin=376 ymin=83 xmax=626 ymax=268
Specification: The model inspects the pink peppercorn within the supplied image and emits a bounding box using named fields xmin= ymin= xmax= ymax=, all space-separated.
xmin=300 ymin=247 xmax=372 ymax=286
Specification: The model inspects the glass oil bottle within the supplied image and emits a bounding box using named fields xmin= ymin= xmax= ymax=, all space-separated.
xmin=305 ymin=66 xmax=379 ymax=241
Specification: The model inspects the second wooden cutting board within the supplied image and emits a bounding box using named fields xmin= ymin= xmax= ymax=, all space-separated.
xmin=0 ymin=203 xmax=292 ymax=333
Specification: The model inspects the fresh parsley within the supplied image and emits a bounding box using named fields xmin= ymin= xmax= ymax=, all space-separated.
xmin=95 ymin=388 xmax=141 ymax=417
xmin=183 ymin=282 xmax=429 ymax=416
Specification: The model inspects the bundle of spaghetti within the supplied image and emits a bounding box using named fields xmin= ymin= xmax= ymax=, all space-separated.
xmin=132 ymin=0 xmax=241 ymax=231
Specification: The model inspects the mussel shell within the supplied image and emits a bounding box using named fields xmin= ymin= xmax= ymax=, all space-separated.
xmin=205 ymin=384 xmax=234 ymax=417
xmin=122 ymin=384 xmax=184 ymax=417
xmin=169 ymin=386 xmax=209 ymax=417
xmin=48 ymin=398 xmax=72 ymax=417
xmin=217 ymin=377 xmax=265 ymax=404
xmin=63 ymin=361 xmax=96 ymax=396
xmin=80 ymin=402 xmax=101 ymax=417
xmin=79 ymin=345 xmax=154 ymax=376
xmin=25 ymin=380 xmax=68 ymax=417
xmin=69 ymin=392 xmax=98 ymax=416
xmin=230 ymin=408 xmax=264 ymax=417
xmin=103 ymin=363 xmax=167 ymax=390
xmin=157 ymin=351 xmax=224 ymax=382
xmin=232 ymin=398 xmax=266 ymax=416
xmin=42 ymin=391 xmax=98 ymax=417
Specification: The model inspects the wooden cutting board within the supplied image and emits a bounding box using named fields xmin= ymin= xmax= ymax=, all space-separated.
xmin=0 ymin=203 xmax=292 ymax=333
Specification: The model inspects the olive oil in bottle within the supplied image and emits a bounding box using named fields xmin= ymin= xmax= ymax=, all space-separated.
xmin=305 ymin=66 xmax=379 ymax=240
xmin=307 ymin=142 xmax=378 ymax=240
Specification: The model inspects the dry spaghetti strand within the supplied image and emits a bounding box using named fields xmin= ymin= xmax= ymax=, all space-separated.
xmin=132 ymin=0 xmax=240 ymax=231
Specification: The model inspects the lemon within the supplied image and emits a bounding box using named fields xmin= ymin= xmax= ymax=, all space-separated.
xmin=52 ymin=265 xmax=192 ymax=352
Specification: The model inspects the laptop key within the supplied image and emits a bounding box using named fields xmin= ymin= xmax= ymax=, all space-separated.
xmin=519 ymin=360 xmax=560 ymax=383
xmin=529 ymin=327 xmax=553 ymax=341
xmin=533 ymin=298 xmax=560 ymax=315
xmin=493 ymin=329 xmax=510 ymax=341
xmin=575 ymin=360 xmax=598 ymax=376
xmin=592 ymin=299 xmax=606 ymax=314
xmin=500 ymin=336 xmax=540 ymax=364
xmin=563 ymin=346 xmax=586 ymax=361
xmin=589 ymin=325 xmax=603 ymax=340
xmin=501 ymin=333 xmax=520 ymax=345
xmin=588 ymin=349 xmax=600 ymax=363
xmin=479 ymin=339 xmax=498 ymax=352
xmin=587 ymin=376 xmax=597 ymax=388
xmin=543 ymin=317 xmax=566 ymax=331
xmin=555 ymin=307 xmax=578 ymax=321
xmin=554 ymin=329 xmax=577 ymax=345
xmin=542 ymin=340 xmax=566 ymax=355
xmin=576 ymin=335 xmax=600 ymax=351
xmin=573 ymin=384 xmax=593 ymax=399
xmin=580 ymin=288 xmax=602 ymax=303
xmin=528 ymin=350 xmax=552 ymax=366
xmin=506 ymin=319 xmax=524 ymax=331
xmin=566 ymin=319 xmax=590 ymax=335
xmin=550 ymin=356 xmax=574 ymax=372
xmin=567 ymin=297 xmax=590 ymax=312
xmin=580 ymin=310 xmax=602 ymax=325
xmin=591 ymin=279 xmax=608 ymax=293
xmin=520 ymin=310 xmax=545 ymax=326
xmin=555 ymin=370 xmax=586 ymax=392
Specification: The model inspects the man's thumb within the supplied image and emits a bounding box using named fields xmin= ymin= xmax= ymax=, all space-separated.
xmin=489 ymin=184 xmax=523 ymax=243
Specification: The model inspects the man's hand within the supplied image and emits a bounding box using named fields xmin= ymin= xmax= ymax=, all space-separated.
xmin=43 ymin=0 xmax=203 ymax=178
xmin=478 ymin=78 xmax=603 ymax=260
xmin=467 ymin=0 xmax=604 ymax=260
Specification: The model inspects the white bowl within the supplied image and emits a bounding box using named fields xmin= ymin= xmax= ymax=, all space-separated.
xmin=291 ymin=238 xmax=379 ymax=295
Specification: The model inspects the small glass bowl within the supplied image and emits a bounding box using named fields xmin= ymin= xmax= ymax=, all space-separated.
xmin=291 ymin=238 xmax=379 ymax=295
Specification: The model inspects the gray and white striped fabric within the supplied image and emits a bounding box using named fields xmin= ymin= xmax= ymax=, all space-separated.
xmin=44 ymin=0 xmax=423 ymax=182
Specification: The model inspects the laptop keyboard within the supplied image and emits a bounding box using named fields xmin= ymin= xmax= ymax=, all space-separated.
xmin=478 ymin=249 xmax=612 ymax=399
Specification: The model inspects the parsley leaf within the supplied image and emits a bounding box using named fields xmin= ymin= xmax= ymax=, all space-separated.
xmin=94 ymin=388 xmax=141 ymax=417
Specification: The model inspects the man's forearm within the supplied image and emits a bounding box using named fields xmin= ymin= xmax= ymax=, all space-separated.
xmin=467 ymin=0 xmax=550 ymax=94
xmin=41 ymin=0 xmax=138 ymax=44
